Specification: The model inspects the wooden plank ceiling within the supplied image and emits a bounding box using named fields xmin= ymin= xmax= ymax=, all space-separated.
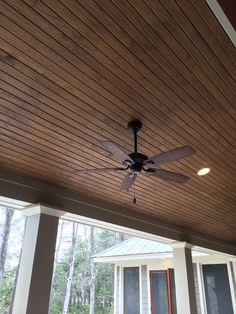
xmin=0 ymin=0 xmax=235 ymax=243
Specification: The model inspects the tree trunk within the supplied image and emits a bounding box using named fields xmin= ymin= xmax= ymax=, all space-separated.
xmin=49 ymin=220 xmax=65 ymax=311
xmin=118 ymin=233 xmax=125 ymax=242
xmin=62 ymin=223 xmax=78 ymax=314
xmin=55 ymin=220 xmax=64 ymax=263
xmin=0 ymin=208 xmax=14 ymax=286
xmin=89 ymin=227 xmax=96 ymax=314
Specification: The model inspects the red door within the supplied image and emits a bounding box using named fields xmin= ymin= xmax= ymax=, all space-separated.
xmin=150 ymin=269 xmax=177 ymax=314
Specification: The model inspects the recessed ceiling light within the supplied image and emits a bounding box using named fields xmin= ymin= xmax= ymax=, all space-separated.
xmin=197 ymin=167 xmax=211 ymax=176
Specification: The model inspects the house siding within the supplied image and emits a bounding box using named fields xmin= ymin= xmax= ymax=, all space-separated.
xmin=193 ymin=263 xmax=202 ymax=314
xmin=141 ymin=265 xmax=149 ymax=314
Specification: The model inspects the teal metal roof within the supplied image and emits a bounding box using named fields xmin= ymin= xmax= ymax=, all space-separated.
xmin=94 ymin=237 xmax=172 ymax=258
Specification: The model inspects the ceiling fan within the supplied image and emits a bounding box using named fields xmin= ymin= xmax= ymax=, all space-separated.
xmin=77 ymin=120 xmax=196 ymax=191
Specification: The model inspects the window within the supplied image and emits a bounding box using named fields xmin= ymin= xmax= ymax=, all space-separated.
xmin=150 ymin=269 xmax=177 ymax=314
xmin=202 ymin=264 xmax=234 ymax=314
xmin=123 ymin=267 xmax=140 ymax=314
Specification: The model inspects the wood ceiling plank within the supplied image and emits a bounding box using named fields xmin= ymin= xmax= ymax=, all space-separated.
xmin=96 ymin=0 xmax=236 ymax=132
xmin=110 ymin=0 xmax=235 ymax=135
xmin=0 ymin=7 xmax=234 ymax=169
xmin=0 ymin=94 xmax=235 ymax=222
xmin=0 ymin=97 xmax=235 ymax=220
xmin=0 ymin=104 xmax=234 ymax=220
xmin=1 ymin=78 xmax=236 ymax=206
xmin=0 ymin=0 xmax=235 ymax=243
xmin=0 ymin=48 xmax=234 ymax=206
xmin=0 ymin=145 xmax=211 ymax=225
xmin=126 ymin=1 xmax=236 ymax=130
xmin=1 ymin=52 xmax=235 ymax=191
xmin=190 ymin=0 xmax=236 ymax=66
xmin=0 ymin=139 xmax=232 ymax=239
xmin=0 ymin=147 xmax=234 ymax=236
xmin=149 ymin=0 xmax=236 ymax=104
xmin=52 ymin=0 xmax=236 ymax=156
xmin=13 ymin=0 xmax=235 ymax=137
xmin=73 ymin=0 xmax=236 ymax=117
xmin=177 ymin=0 xmax=236 ymax=81
xmin=0 ymin=51 xmax=235 ymax=202
xmin=2 ymin=0 xmax=235 ymax=159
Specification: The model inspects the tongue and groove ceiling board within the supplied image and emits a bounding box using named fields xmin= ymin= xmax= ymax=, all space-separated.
xmin=0 ymin=0 xmax=235 ymax=243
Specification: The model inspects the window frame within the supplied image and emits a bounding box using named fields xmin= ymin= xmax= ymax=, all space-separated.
xmin=201 ymin=262 xmax=236 ymax=314
xmin=122 ymin=266 xmax=141 ymax=314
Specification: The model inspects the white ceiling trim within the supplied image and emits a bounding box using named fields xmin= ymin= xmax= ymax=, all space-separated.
xmin=207 ymin=0 xmax=236 ymax=46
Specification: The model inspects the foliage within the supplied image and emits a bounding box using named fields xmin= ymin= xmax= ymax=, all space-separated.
xmin=50 ymin=225 xmax=128 ymax=313
xmin=0 ymin=210 xmax=128 ymax=314
xmin=0 ymin=270 xmax=15 ymax=314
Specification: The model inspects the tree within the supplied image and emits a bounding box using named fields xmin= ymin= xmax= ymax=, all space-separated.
xmin=89 ymin=227 xmax=95 ymax=314
xmin=62 ymin=222 xmax=78 ymax=314
xmin=50 ymin=222 xmax=130 ymax=313
xmin=9 ymin=218 xmax=26 ymax=314
xmin=0 ymin=208 xmax=14 ymax=287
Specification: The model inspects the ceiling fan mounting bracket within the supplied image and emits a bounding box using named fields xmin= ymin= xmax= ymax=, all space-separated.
xmin=128 ymin=119 xmax=142 ymax=133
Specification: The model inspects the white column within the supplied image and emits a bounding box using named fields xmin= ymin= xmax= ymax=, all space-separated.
xmin=12 ymin=205 xmax=59 ymax=314
xmin=172 ymin=242 xmax=197 ymax=314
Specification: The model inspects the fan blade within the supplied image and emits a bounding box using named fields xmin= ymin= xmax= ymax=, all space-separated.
xmin=76 ymin=167 xmax=126 ymax=173
xmin=101 ymin=141 xmax=133 ymax=164
xmin=145 ymin=145 xmax=196 ymax=166
xmin=146 ymin=169 xmax=190 ymax=183
xmin=120 ymin=173 xmax=137 ymax=191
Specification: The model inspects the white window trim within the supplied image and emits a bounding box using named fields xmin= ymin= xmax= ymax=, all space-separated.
xmin=119 ymin=266 xmax=123 ymax=314
xmin=114 ymin=264 xmax=117 ymax=314
xmin=196 ymin=263 xmax=207 ymax=314
xmin=139 ymin=266 xmax=143 ymax=314
xmin=147 ymin=265 xmax=151 ymax=314
xmin=227 ymin=261 xmax=236 ymax=313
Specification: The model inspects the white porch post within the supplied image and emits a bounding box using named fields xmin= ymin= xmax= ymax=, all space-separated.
xmin=12 ymin=205 xmax=59 ymax=314
xmin=172 ymin=242 xmax=197 ymax=314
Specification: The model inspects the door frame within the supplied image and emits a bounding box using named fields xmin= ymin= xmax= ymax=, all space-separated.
xmin=149 ymin=269 xmax=175 ymax=314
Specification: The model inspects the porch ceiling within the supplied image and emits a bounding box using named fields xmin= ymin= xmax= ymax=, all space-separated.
xmin=0 ymin=1 xmax=235 ymax=243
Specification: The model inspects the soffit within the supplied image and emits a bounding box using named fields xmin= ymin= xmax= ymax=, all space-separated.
xmin=0 ymin=0 xmax=235 ymax=242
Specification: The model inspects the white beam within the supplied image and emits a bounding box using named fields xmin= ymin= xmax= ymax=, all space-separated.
xmin=172 ymin=242 xmax=197 ymax=314
xmin=12 ymin=206 xmax=59 ymax=314
xmin=206 ymin=0 xmax=236 ymax=47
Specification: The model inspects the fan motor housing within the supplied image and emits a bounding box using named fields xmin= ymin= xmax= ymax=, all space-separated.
xmin=128 ymin=152 xmax=148 ymax=173
xmin=129 ymin=152 xmax=148 ymax=163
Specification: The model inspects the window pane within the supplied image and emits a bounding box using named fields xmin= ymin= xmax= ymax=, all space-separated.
xmin=203 ymin=264 xmax=234 ymax=314
xmin=124 ymin=267 xmax=140 ymax=314
xmin=151 ymin=271 xmax=168 ymax=314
